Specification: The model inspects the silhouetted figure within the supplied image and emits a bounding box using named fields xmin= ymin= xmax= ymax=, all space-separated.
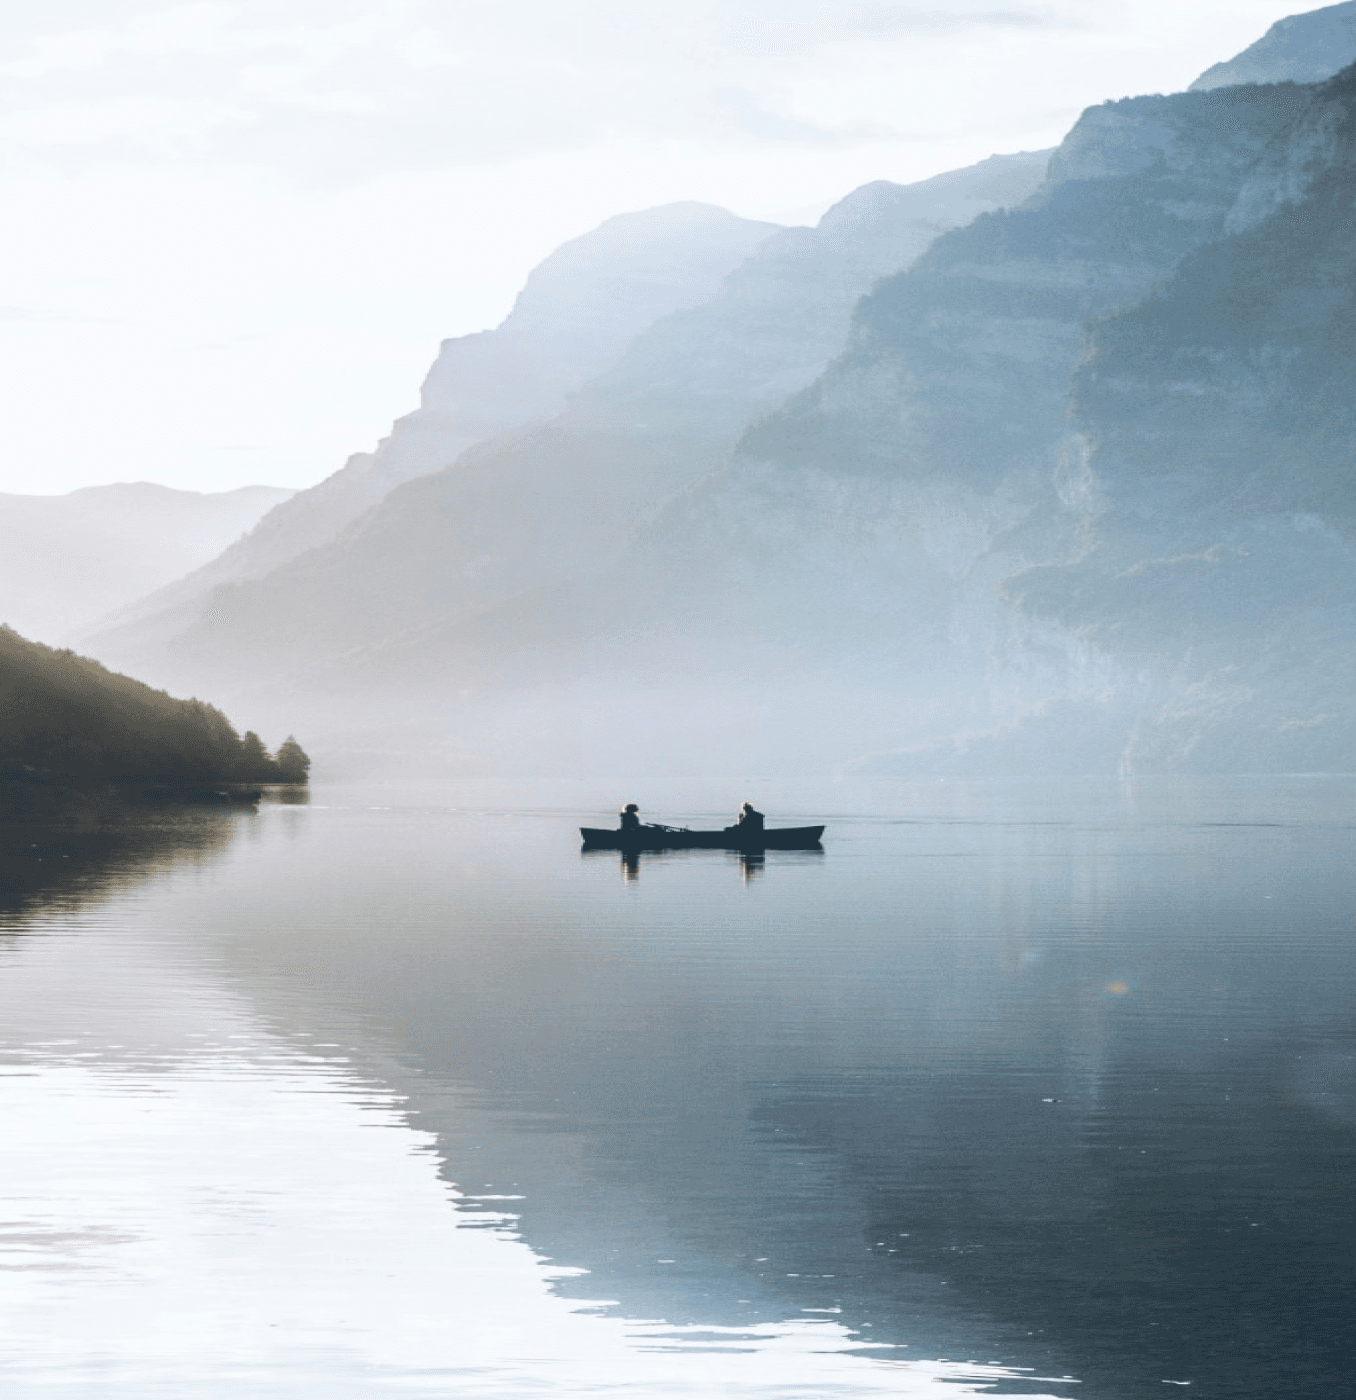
xmin=620 ymin=803 xmax=641 ymax=832
xmin=735 ymin=802 xmax=764 ymax=833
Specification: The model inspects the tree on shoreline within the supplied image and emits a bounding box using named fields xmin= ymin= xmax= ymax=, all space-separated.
xmin=273 ymin=736 xmax=310 ymax=784
xmin=239 ymin=731 xmax=274 ymax=780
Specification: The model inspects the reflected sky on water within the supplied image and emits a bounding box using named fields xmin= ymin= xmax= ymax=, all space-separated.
xmin=1 ymin=777 xmax=1353 ymax=1397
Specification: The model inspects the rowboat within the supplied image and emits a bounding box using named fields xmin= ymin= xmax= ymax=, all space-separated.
xmin=580 ymin=824 xmax=824 ymax=851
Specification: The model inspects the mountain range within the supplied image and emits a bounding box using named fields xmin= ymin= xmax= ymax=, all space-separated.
xmin=1191 ymin=0 xmax=1356 ymax=90
xmin=72 ymin=4 xmax=1356 ymax=777
xmin=83 ymin=154 xmax=1051 ymax=750
xmin=86 ymin=204 xmax=781 ymax=641
xmin=0 ymin=483 xmax=291 ymax=646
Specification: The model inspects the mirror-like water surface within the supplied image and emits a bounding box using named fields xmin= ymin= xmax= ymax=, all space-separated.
xmin=1 ymin=778 xmax=1352 ymax=1398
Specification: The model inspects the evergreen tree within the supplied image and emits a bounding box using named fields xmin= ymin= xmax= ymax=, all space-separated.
xmin=238 ymin=731 xmax=276 ymax=780
xmin=274 ymin=736 xmax=310 ymax=784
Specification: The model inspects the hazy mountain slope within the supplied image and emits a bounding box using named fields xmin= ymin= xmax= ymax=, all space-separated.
xmin=662 ymin=63 xmax=1356 ymax=778
xmin=485 ymin=86 xmax=1313 ymax=727
xmin=312 ymin=72 xmax=1356 ymax=777
xmin=706 ymin=69 xmax=1356 ymax=775
xmin=89 ymin=203 xmax=780 ymax=637
xmin=85 ymin=153 xmax=1049 ymax=704
xmin=0 ymin=483 xmax=291 ymax=646
xmin=1191 ymin=1 xmax=1356 ymax=90
xmin=1000 ymin=63 xmax=1356 ymax=774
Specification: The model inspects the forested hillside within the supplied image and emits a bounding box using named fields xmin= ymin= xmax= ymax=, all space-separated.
xmin=0 ymin=625 xmax=305 ymax=786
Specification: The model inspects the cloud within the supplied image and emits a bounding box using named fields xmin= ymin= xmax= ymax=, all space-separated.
xmin=0 ymin=3 xmax=615 ymax=178
xmin=715 ymin=1 xmax=1074 ymax=56
xmin=709 ymin=86 xmax=910 ymax=146
xmin=0 ymin=303 xmax=124 ymax=324
xmin=0 ymin=2 xmax=1088 ymax=183
xmin=1116 ymin=543 xmax=1241 ymax=578
xmin=1277 ymin=714 xmax=1335 ymax=732
xmin=709 ymin=87 xmax=839 ymax=143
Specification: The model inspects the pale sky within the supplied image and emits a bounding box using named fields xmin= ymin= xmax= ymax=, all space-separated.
xmin=0 ymin=1 xmax=1315 ymax=495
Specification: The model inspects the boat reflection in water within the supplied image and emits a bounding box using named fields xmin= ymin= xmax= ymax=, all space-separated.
xmin=584 ymin=844 xmax=820 ymax=882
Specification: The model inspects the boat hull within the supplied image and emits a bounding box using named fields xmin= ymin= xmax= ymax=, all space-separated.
xmin=580 ymin=825 xmax=824 ymax=851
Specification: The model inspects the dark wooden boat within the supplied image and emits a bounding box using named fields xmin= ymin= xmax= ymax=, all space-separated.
xmin=580 ymin=824 xmax=824 ymax=851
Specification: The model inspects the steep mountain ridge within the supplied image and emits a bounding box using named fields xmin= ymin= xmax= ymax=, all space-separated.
xmin=725 ymin=67 xmax=1356 ymax=775
xmin=997 ymin=62 xmax=1356 ymax=773
xmin=1192 ymin=1 xmax=1356 ymax=90
xmin=87 ymin=203 xmax=780 ymax=638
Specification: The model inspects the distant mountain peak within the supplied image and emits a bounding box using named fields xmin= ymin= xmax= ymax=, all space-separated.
xmin=815 ymin=152 xmax=1051 ymax=236
xmin=496 ymin=202 xmax=781 ymax=334
xmin=1191 ymin=1 xmax=1356 ymax=90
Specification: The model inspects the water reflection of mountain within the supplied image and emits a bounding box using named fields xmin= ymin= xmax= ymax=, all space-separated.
xmin=384 ymin=927 xmax=1350 ymax=1398
xmin=194 ymin=785 xmax=1355 ymax=1400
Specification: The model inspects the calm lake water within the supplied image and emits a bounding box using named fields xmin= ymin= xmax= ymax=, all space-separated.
xmin=1 ymin=777 xmax=1353 ymax=1399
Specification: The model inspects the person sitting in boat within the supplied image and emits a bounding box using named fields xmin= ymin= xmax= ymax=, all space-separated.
xmin=735 ymin=802 xmax=764 ymax=833
xmin=620 ymin=803 xmax=642 ymax=832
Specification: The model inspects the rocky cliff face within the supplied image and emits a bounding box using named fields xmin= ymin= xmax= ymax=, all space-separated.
xmin=662 ymin=63 xmax=1356 ymax=777
xmin=84 ymin=154 xmax=1049 ymax=713
xmin=407 ymin=78 xmax=1320 ymax=774
xmin=999 ymin=62 xmax=1356 ymax=774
